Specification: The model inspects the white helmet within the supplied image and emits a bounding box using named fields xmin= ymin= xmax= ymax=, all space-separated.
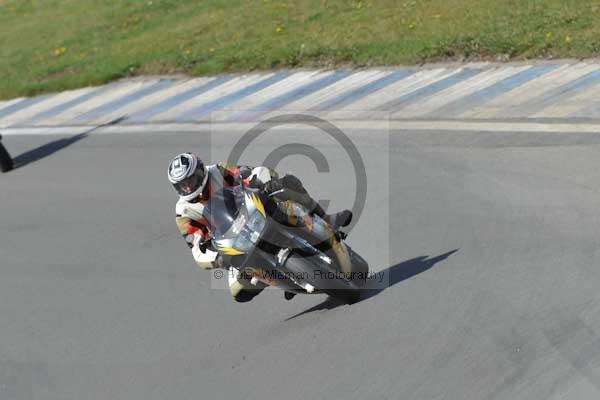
xmin=167 ymin=153 xmax=208 ymax=201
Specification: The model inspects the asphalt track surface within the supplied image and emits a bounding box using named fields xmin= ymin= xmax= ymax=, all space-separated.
xmin=2 ymin=127 xmax=600 ymax=400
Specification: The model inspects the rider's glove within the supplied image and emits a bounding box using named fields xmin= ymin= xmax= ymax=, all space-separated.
xmin=262 ymin=178 xmax=283 ymax=195
xmin=198 ymin=238 xmax=212 ymax=253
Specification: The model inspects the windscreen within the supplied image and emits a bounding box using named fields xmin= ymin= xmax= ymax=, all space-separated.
xmin=202 ymin=185 xmax=246 ymax=238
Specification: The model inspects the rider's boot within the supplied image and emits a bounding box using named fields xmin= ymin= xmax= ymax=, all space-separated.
xmin=312 ymin=204 xmax=352 ymax=230
xmin=276 ymin=174 xmax=353 ymax=229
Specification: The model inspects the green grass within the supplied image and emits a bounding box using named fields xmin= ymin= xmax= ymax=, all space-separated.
xmin=2 ymin=0 xmax=600 ymax=100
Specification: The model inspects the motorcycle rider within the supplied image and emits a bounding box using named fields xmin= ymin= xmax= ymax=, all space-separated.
xmin=168 ymin=152 xmax=352 ymax=302
xmin=0 ymin=133 xmax=14 ymax=173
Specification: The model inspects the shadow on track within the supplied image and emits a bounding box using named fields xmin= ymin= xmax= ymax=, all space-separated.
xmin=360 ymin=249 xmax=459 ymax=301
xmin=11 ymin=117 xmax=126 ymax=170
xmin=284 ymin=249 xmax=458 ymax=321
xmin=13 ymin=132 xmax=88 ymax=169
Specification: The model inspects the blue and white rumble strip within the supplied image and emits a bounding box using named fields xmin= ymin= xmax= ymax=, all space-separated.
xmin=2 ymin=61 xmax=600 ymax=129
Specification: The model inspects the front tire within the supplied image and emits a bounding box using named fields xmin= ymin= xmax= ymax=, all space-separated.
xmin=323 ymin=288 xmax=361 ymax=304
xmin=282 ymin=253 xmax=361 ymax=304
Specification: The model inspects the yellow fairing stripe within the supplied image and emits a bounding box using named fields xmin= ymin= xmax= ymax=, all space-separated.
xmin=252 ymin=193 xmax=266 ymax=217
xmin=219 ymin=247 xmax=245 ymax=256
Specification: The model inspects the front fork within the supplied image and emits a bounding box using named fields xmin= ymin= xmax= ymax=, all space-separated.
xmin=235 ymin=246 xmax=319 ymax=294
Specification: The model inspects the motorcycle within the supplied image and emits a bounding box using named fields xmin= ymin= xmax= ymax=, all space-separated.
xmin=204 ymin=183 xmax=369 ymax=304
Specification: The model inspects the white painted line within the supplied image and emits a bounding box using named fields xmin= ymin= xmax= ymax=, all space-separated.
xmin=5 ymin=120 xmax=600 ymax=136
xmin=2 ymin=126 xmax=98 ymax=136
xmin=383 ymin=120 xmax=600 ymax=133
xmin=207 ymin=120 xmax=600 ymax=133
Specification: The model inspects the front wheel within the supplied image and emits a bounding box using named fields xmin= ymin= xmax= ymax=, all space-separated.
xmin=282 ymin=253 xmax=362 ymax=304
xmin=322 ymin=287 xmax=361 ymax=304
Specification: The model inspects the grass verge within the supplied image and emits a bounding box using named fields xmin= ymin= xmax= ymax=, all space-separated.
xmin=2 ymin=0 xmax=600 ymax=100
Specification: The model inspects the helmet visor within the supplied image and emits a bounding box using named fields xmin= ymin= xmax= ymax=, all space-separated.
xmin=173 ymin=173 xmax=202 ymax=196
